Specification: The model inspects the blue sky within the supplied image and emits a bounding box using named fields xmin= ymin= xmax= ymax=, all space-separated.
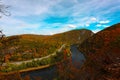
xmin=0 ymin=0 xmax=120 ymax=36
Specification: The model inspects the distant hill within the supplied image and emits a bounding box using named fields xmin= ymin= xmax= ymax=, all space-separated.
xmin=0 ymin=29 xmax=93 ymax=62
xmin=48 ymin=29 xmax=93 ymax=44
xmin=78 ymin=23 xmax=120 ymax=80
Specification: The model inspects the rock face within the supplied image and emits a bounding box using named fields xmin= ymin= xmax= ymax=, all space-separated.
xmin=78 ymin=23 xmax=120 ymax=80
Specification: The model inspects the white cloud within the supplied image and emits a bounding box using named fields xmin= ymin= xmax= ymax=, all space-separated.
xmin=67 ymin=24 xmax=76 ymax=28
xmin=96 ymin=24 xmax=102 ymax=27
xmin=3 ymin=0 xmax=61 ymax=16
xmin=0 ymin=16 xmax=40 ymax=36
xmin=68 ymin=16 xmax=98 ymax=28
xmin=85 ymin=23 xmax=90 ymax=27
xmin=96 ymin=24 xmax=109 ymax=28
xmin=99 ymin=20 xmax=110 ymax=24
xmin=103 ymin=25 xmax=109 ymax=28
xmin=90 ymin=17 xmax=97 ymax=22
xmin=0 ymin=0 xmax=119 ymax=35
xmin=0 ymin=16 xmax=39 ymax=29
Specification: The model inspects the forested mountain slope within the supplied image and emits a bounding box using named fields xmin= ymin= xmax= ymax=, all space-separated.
xmin=78 ymin=23 xmax=120 ymax=80
xmin=0 ymin=29 xmax=93 ymax=62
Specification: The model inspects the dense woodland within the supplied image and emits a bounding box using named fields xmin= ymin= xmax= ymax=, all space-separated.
xmin=78 ymin=23 xmax=120 ymax=80
xmin=0 ymin=23 xmax=120 ymax=80
xmin=0 ymin=29 xmax=92 ymax=63
xmin=0 ymin=29 xmax=92 ymax=73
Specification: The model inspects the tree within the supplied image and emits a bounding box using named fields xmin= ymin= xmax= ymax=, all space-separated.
xmin=0 ymin=0 xmax=10 ymax=66
xmin=0 ymin=30 xmax=5 ymax=39
xmin=0 ymin=0 xmax=10 ymax=18
xmin=0 ymin=0 xmax=10 ymax=39
xmin=0 ymin=30 xmax=5 ymax=65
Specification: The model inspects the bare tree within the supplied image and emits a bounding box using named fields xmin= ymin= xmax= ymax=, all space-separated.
xmin=0 ymin=0 xmax=10 ymax=65
xmin=0 ymin=30 xmax=4 ymax=39
xmin=0 ymin=0 xmax=10 ymax=18
xmin=0 ymin=0 xmax=10 ymax=39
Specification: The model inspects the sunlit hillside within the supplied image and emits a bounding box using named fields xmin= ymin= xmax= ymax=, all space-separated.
xmin=0 ymin=29 xmax=93 ymax=62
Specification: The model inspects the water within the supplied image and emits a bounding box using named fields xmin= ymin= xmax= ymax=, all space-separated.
xmin=71 ymin=44 xmax=85 ymax=64
xmin=21 ymin=66 xmax=57 ymax=80
xmin=21 ymin=45 xmax=85 ymax=80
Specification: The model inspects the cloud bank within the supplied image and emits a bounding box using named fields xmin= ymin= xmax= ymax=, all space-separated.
xmin=0 ymin=0 xmax=119 ymax=35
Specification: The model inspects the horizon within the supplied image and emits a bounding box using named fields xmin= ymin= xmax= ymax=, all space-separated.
xmin=0 ymin=0 xmax=120 ymax=36
xmin=6 ymin=28 xmax=92 ymax=37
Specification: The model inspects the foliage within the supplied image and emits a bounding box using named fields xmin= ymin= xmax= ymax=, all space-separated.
xmin=78 ymin=23 xmax=120 ymax=79
xmin=0 ymin=29 xmax=92 ymax=63
xmin=0 ymin=50 xmax=66 ymax=72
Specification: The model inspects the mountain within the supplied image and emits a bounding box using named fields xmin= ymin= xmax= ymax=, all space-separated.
xmin=78 ymin=23 xmax=120 ymax=80
xmin=0 ymin=29 xmax=93 ymax=62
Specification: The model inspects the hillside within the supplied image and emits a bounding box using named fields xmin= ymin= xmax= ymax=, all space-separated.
xmin=0 ymin=29 xmax=93 ymax=62
xmin=78 ymin=23 xmax=120 ymax=80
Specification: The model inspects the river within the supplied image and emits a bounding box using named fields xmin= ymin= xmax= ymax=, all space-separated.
xmin=21 ymin=45 xmax=85 ymax=80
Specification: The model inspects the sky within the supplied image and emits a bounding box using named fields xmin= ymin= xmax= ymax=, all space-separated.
xmin=0 ymin=0 xmax=120 ymax=36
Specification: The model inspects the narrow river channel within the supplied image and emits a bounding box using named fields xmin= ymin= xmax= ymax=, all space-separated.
xmin=21 ymin=45 xmax=85 ymax=80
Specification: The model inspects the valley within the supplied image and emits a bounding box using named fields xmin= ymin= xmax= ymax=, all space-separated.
xmin=0 ymin=23 xmax=120 ymax=80
xmin=0 ymin=29 xmax=93 ymax=73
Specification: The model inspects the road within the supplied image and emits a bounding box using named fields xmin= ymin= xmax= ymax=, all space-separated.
xmin=2 ymin=44 xmax=66 ymax=66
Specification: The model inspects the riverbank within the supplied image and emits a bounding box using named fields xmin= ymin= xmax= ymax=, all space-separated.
xmin=1 ymin=44 xmax=71 ymax=76
xmin=0 ymin=45 xmax=84 ymax=80
xmin=1 ymin=63 xmax=53 ymax=75
xmin=1 ymin=57 xmax=72 ymax=76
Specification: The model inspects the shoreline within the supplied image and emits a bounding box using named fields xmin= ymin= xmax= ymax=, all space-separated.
xmin=1 ymin=64 xmax=53 ymax=75
xmin=1 ymin=57 xmax=71 ymax=75
xmin=1 ymin=53 xmax=71 ymax=76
